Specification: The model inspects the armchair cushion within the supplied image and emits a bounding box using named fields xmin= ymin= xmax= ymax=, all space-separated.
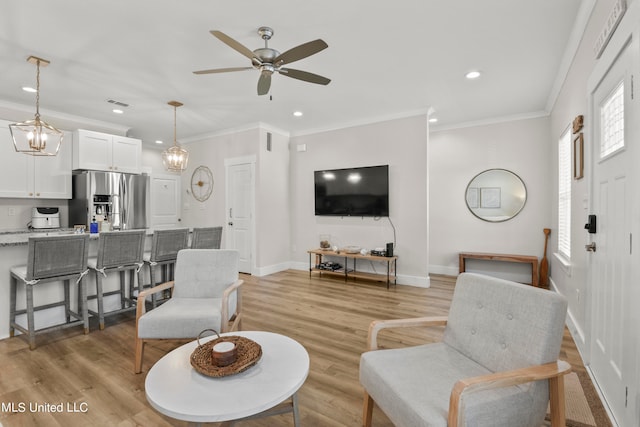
xmin=137 ymin=297 xmax=223 ymax=339
xmin=361 ymin=342 xmax=545 ymax=427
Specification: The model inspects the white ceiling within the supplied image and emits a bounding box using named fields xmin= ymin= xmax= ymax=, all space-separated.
xmin=0 ymin=0 xmax=585 ymax=148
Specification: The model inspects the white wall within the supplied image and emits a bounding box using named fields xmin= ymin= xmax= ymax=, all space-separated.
xmin=547 ymin=2 xmax=603 ymax=353
xmin=178 ymin=128 xmax=259 ymax=230
xmin=255 ymin=128 xmax=291 ymax=274
xmin=429 ymin=116 xmax=552 ymax=281
xmin=289 ymin=115 xmax=429 ymax=286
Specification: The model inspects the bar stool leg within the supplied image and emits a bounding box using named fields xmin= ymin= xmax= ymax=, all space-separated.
xmin=26 ymin=283 xmax=36 ymax=350
xmin=119 ymin=270 xmax=127 ymax=309
xmin=9 ymin=276 xmax=17 ymax=337
xmin=64 ymin=279 xmax=71 ymax=323
xmin=79 ymin=276 xmax=89 ymax=334
xmin=149 ymin=264 xmax=158 ymax=308
xmin=96 ymin=272 xmax=105 ymax=330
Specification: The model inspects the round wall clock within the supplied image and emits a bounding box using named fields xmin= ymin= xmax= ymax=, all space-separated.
xmin=191 ymin=165 xmax=214 ymax=201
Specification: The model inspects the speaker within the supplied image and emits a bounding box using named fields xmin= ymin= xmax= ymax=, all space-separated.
xmin=386 ymin=242 xmax=394 ymax=257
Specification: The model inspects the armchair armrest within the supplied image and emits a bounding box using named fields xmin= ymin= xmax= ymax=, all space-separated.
xmin=221 ymin=279 xmax=243 ymax=333
xmin=367 ymin=316 xmax=448 ymax=350
xmin=448 ymin=360 xmax=572 ymax=427
xmin=135 ymin=281 xmax=175 ymax=321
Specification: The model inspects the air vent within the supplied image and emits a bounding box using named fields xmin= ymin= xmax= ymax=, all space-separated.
xmin=107 ymin=99 xmax=129 ymax=107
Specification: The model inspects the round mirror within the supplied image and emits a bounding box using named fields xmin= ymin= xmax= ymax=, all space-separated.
xmin=465 ymin=169 xmax=527 ymax=222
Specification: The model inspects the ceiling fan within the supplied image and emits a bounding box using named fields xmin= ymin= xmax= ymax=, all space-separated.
xmin=194 ymin=26 xmax=331 ymax=95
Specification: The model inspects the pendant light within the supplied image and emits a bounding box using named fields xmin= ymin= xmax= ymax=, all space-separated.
xmin=162 ymin=101 xmax=189 ymax=172
xmin=9 ymin=56 xmax=63 ymax=156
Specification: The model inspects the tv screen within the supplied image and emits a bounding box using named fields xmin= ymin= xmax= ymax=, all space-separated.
xmin=314 ymin=165 xmax=389 ymax=217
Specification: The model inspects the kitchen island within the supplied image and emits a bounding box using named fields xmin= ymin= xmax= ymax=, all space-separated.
xmin=0 ymin=228 xmax=157 ymax=341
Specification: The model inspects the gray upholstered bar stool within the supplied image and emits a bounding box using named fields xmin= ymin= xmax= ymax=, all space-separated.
xmin=9 ymin=234 xmax=90 ymax=350
xmin=142 ymin=228 xmax=189 ymax=307
xmin=191 ymin=226 xmax=222 ymax=249
xmin=87 ymin=230 xmax=146 ymax=330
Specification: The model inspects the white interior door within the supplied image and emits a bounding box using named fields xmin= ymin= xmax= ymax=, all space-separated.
xmin=150 ymin=174 xmax=181 ymax=229
xmin=588 ymin=35 xmax=638 ymax=425
xmin=225 ymin=159 xmax=254 ymax=274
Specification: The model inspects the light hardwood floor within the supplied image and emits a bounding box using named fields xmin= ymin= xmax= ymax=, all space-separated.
xmin=0 ymin=271 xmax=590 ymax=426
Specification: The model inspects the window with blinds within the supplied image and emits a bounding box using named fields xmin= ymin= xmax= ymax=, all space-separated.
xmin=558 ymin=128 xmax=571 ymax=259
xmin=600 ymin=81 xmax=624 ymax=158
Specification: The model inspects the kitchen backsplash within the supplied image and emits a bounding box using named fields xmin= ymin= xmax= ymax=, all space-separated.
xmin=0 ymin=199 xmax=68 ymax=230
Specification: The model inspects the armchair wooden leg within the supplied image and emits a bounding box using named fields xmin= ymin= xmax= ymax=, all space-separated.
xmin=363 ymin=391 xmax=374 ymax=427
xmin=548 ymin=375 xmax=566 ymax=426
xmin=134 ymin=338 xmax=144 ymax=374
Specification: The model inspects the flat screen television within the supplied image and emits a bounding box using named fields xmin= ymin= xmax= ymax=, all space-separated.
xmin=314 ymin=165 xmax=389 ymax=217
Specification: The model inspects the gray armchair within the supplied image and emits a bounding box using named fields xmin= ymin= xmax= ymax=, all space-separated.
xmin=360 ymin=273 xmax=571 ymax=427
xmin=134 ymin=249 xmax=243 ymax=373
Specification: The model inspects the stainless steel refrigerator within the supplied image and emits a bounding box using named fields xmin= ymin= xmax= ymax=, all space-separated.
xmin=69 ymin=171 xmax=150 ymax=230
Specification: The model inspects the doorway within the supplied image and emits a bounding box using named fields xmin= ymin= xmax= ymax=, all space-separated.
xmin=587 ymin=30 xmax=639 ymax=426
xmin=225 ymin=156 xmax=255 ymax=274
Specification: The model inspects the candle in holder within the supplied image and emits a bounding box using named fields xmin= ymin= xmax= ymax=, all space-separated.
xmin=212 ymin=341 xmax=237 ymax=367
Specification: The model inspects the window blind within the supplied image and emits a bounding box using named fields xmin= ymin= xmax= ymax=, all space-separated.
xmin=558 ymin=128 xmax=571 ymax=259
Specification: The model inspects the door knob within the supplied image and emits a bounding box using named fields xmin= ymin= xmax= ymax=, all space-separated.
xmin=585 ymin=242 xmax=596 ymax=252
xmin=228 ymin=221 xmax=233 ymax=226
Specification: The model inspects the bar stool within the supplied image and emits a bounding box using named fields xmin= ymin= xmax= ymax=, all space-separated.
xmin=191 ymin=226 xmax=223 ymax=249
xmin=142 ymin=228 xmax=189 ymax=307
xmin=9 ymin=234 xmax=90 ymax=350
xmin=87 ymin=230 xmax=146 ymax=330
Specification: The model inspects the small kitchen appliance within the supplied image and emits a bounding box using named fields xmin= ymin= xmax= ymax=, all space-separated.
xmin=31 ymin=207 xmax=60 ymax=229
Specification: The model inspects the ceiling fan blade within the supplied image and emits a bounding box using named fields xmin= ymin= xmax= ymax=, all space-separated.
xmin=279 ymin=68 xmax=331 ymax=85
xmin=193 ymin=67 xmax=253 ymax=75
xmin=257 ymin=72 xmax=272 ymax=95
xmin=210 ymin=30 xmax=257 ymax=61
xmin=273 ymin=39 xmax=328 ymax=65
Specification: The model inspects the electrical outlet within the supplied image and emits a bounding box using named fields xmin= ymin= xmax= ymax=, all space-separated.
xmin=7 ymin=207 xmax=16 ymax=216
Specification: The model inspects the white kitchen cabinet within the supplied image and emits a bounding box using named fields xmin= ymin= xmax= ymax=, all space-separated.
xmin=0 ymin=120 xmax=72 ymax=199
xmin=73 ymin=129 xmax=141 ymax=173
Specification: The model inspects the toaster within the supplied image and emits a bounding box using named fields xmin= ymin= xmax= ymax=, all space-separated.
xmin=31 ymin=207 xmax=61 ymax=229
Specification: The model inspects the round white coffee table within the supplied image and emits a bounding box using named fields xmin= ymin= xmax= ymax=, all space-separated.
xmin=145 ymin=331 xmax=309 ymax=425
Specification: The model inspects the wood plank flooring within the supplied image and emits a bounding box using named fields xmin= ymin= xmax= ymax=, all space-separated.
xmin=0 ymin=271 xmax=591 ymax=426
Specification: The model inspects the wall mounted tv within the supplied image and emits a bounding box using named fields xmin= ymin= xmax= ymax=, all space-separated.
xmin=314 ymin=165 xmax=389 ymax=217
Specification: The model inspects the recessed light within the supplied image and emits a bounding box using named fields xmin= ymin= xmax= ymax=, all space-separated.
xmin=293 ymin=111 xmax=303 ymax=117
xmin=22 ymin=86 xmax=37 ymax=93
xmin=155 ymin=140 xmax=163 ymax=144
xmin=465 ymin=70 xmax=481 ymax=80
xmin=112 ymin=109 xmax=124 ymax=114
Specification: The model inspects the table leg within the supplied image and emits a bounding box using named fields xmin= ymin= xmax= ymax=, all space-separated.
xmin=292 ymin=392 xmax=301 ymax=427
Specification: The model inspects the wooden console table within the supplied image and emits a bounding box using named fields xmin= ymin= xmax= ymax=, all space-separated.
xmin=459 ymin=252 xmax=539 ymax=287
xmin=308 ymin=249 xmax=398 ymax=289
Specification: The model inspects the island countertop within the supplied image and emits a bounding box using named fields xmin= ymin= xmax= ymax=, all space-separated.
xmin=0 ymin=228 xmax=156 ymax=247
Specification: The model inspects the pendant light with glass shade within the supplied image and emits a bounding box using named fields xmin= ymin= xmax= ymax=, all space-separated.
xmin=162 ymin=101 xmax=189 ymax=172
xmin=9 ymin=56 xmax=63 ymax=156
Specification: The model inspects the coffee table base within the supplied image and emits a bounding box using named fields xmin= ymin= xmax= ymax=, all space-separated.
xmin=217 ymin=393 xmax=300 ymax=427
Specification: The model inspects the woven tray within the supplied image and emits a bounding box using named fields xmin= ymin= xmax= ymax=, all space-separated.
xmin=190 ymin=330 xmax=262 ymax=378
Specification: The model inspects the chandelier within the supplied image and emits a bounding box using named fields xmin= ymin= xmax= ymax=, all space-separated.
xmin=162 ymin=101 xmax=189 ymax=172
xmin=9 ymin=56 xmax=63 ymax=156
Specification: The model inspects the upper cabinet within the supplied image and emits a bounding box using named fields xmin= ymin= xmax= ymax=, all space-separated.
xmin=73 ymin=129 xmax=141 ymax=174
xmin=0 ymin=120 xmax=72 ymax=199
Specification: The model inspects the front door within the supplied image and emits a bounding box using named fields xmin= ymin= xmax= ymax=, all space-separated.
xmin=588 ymin=34 xmax=638 ymax=425
xmin=225 ymin=159 xmax=254 ymax=274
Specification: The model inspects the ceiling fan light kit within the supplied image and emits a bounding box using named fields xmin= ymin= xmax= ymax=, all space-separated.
xmin=9 ymin=56 xmax=63 ymax=156
xmin=162 ymin=100 xmax=189 ymax=172
xmin=194 ymin=26 xmax=331 ymax=96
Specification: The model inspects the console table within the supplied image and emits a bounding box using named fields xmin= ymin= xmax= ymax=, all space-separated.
xmin=459 ymin=252 xmax=539 ymax=287
xmin=308 ymin=249 xmax=397 ymax=289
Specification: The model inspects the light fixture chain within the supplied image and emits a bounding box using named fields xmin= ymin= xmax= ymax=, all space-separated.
xmin=35 ymin=59 xmax=41 ymax=120
xmin=173 ymin=105 xmax=177 ymax=147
